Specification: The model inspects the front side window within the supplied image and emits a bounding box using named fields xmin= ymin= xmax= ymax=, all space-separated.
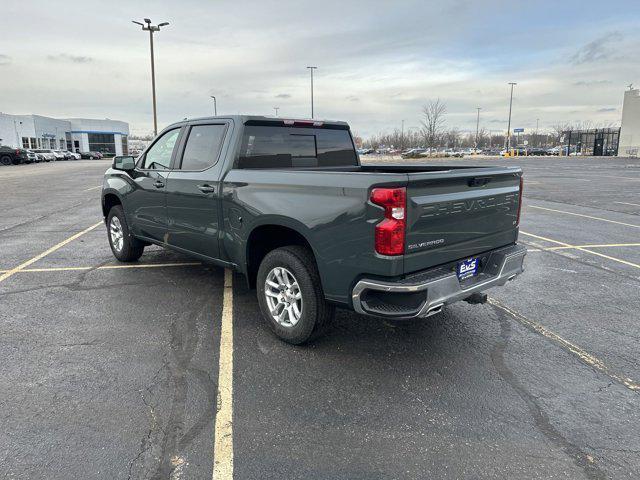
xmin=180 ymin=125 xmax=226 ymax=170
xmin=142 ymin=129 xmax=180 ymax=170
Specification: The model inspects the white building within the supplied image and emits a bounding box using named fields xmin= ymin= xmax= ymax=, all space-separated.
xmin=0 ymin=113 xmax=129 ymax=156
xmin=619 ymin=88 xmax=640 ymax=157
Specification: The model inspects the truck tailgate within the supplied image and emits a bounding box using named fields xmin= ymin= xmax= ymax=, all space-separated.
xmin=403 ymin=167 xmax=522 ymax=274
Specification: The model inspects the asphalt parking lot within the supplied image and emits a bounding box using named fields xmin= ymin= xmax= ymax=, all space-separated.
xmin=1 ymin=156 xmax=639 ymax=479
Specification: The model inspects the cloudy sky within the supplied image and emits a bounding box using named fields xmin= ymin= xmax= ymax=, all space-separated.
xmin=1 ymin=0 xmax=639 ymax=137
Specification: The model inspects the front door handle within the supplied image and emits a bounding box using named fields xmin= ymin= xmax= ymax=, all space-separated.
xmin=153 ymin=180 xmax=165 ymax=188
xmin=197 ymin=184 xmax=215 ymax=194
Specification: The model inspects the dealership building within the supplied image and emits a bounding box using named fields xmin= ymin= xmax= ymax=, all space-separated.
xmin=0 ymin=113 xmax=129 ymax=156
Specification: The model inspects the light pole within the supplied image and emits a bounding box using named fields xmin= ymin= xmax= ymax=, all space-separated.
xmin=535 ymin=118 xmax=539 ymax=147
xmin=506 ymin=82 xmax=517 ymax=152
xmin=401 ymin=120 xmax=405 ymax=149
xmin=132 ymin=18 xmax=170 ymax=136
xmin=306 ymin=66 xmax=317 ymax=118
xmin=475 ymin=107 xmax=481 ymax=148
xmin=210 ymin=96 xmax=217 ymax=116
xmin=273 ymin=107 xmax=279 ymax=117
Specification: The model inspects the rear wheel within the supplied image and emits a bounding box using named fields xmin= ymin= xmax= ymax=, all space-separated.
xmin=0 ymin=155 xmax=12 ymax=166
xmin=257 ymin=246 xmax=334 ymax=344
xmin=107 ymin=205 xmax=144 ymax=262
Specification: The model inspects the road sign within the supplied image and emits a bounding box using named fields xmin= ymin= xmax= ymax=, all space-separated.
xmin=514 ymin=128 xmax=524 ymax=133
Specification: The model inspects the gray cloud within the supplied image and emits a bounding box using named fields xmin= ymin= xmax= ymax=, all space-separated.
xmin=0 ymin=0 xmax=634 ymax=137
xmin=47 ymin=53 xmax=92 ymax=63
xmin=573 ymin=80 xmax=612 ymax=86
xmin=570 ymin=32 xmax=622 ymax=65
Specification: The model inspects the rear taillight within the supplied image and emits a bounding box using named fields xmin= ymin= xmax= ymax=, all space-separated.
xmin=516 ymin=176 xmax=523 ymax=226
xmin=370 ymin=187 xmax=406 ymax=256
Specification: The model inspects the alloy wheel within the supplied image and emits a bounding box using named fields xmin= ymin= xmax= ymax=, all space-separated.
xmin=264 ymin=267 xmax=303 ymax=327
xmin=109 ymin=216 xmax=124 ymax=253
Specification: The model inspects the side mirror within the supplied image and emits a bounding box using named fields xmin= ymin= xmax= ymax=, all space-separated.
xmin=113 ymin=155 xmax=136 ymax=171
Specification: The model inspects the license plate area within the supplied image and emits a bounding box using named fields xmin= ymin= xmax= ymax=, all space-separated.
xmin=457 ymin=257 xmax=479 ymax=281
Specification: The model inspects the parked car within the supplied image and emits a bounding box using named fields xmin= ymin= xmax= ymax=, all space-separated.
xmin=0 ymin=146 xmax=29 ymax=165
xmin=32 ymin=149 xmax=56 ymax=162
xmin=64 ymin=150 xmax=81 ymax=160
xmin=401 ymin=148 xmax=426 ymax=159
xmin=25 ymin=150 xmax=39 ymax=163
xmin=102 ymin=115 xmax=525 ymax=344
xmin=527 ymin=147 xmax=547 ymax=156
xmin=80 ymin=151 xmax=103 ymax=159
xmin=55 ymin=150 xmax=74 ymax=160
xmin=51 ymin=150 xmax=67 ymax=161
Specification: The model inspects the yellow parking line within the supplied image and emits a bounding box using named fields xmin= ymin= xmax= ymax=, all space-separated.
xmin=0 ymin=221 xmax=103 ymax=283
xmin=529 ymin=205 xmax=640 ymax=229
xmin=213 ymin=269 xmax=234 ymax=480
xmin=489 ymin=298 xmax=640 ymax=391
xmin=0 ymin=262 xmax=202 ymax=274
xmin=520 ymin=231 xmax=640 ymax=270
xmin=83 ymin=185 xmax=102 ymax=191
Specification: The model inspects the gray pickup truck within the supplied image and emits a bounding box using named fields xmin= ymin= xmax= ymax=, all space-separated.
xmin=102 ymin=116 xmax=525 ymax=343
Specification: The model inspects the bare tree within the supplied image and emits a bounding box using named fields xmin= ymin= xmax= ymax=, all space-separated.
xmin=420 ymin=98 xmax=446 ymax=148
xmin=550 ymin=122 xmax=572 ymax=138
xmin=443 ymin=128 xmax=460 ymax=148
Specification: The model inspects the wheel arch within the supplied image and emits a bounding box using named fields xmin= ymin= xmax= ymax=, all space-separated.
xmin=244 ymin=220 xmax=320 ymax=290
xmin=102 ymin=190 xmax=123 ymax=218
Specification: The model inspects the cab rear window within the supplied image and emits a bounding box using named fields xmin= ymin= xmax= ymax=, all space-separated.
xmin=238 ymin=126 xmax=357 ymax=169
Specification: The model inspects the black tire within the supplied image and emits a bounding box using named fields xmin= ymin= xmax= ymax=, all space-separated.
xmin=106 ymin=205 xmax=144 ymax=262
xmin=256 ymin=245 xmax=335 ymax=344
xmin=1 ymin=155 xmax=13 ymax=166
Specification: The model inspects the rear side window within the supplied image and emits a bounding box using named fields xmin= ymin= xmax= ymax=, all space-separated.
xmin=238 ymin=126 xmax=357 ymax=169
xmin=180 ymin=124 xmax=227 ymax=170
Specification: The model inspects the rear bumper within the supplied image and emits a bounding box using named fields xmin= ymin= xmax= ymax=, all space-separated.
xmin=351 ymin=243 xmax=526 ymax=318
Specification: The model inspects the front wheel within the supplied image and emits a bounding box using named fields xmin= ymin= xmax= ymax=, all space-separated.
xmin=0 ymin=155 xmax=12 ymax=166
xmin=257 ymin=246 xmax=334 ymax=344
xmin=106 ymin=205 xmax=144 ymax=262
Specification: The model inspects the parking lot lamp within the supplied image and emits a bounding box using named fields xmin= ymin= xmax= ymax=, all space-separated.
xmin=210 ymin=96 xmax=217 ymax=116
xmin=506 ymin=82 xmax=517 ymax=152
xmin=132 ymin=19 xmax=170 ymax=136
xmin=475 ymin=107 xmax=481 ymax=148
xmin=274 ymin=106 xmax=279 ymax=117
xmin=306 ymin=66 xmax=317 ymax=118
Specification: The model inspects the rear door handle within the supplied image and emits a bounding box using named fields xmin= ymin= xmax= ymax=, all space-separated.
xmin=197 ymin=184 xmax=215 ymax=194
xmin=153 ymin=180 xmax=165 ymax=188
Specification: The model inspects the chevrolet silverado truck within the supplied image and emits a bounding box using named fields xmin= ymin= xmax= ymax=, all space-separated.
xmin=101 ymin=116 xmax=525 ymax=343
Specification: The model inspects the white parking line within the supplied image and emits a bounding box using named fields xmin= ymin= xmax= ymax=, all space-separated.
xmin=83 ymin=185 xmax=102 ymax=191
xmin=529 ymin=205 xmax=640 ymax=229
xmin=520 ymin=231 xmax=640 ymax=270
xmin=0 ymin=221 xmax=103 ymax=283
xmin=615 ymin=201 xmax=640 ymax=208
xmin=489 ymin=298 xmax=640 ymax=391
xmin=212 ymin=269 xmax=234 ymax=480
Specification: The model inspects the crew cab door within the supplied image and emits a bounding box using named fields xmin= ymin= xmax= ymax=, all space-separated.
xmin=164 ymin=122 xmax=229 ymax=259
xmin=127 ymin=127 xmax=182 ymax=242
